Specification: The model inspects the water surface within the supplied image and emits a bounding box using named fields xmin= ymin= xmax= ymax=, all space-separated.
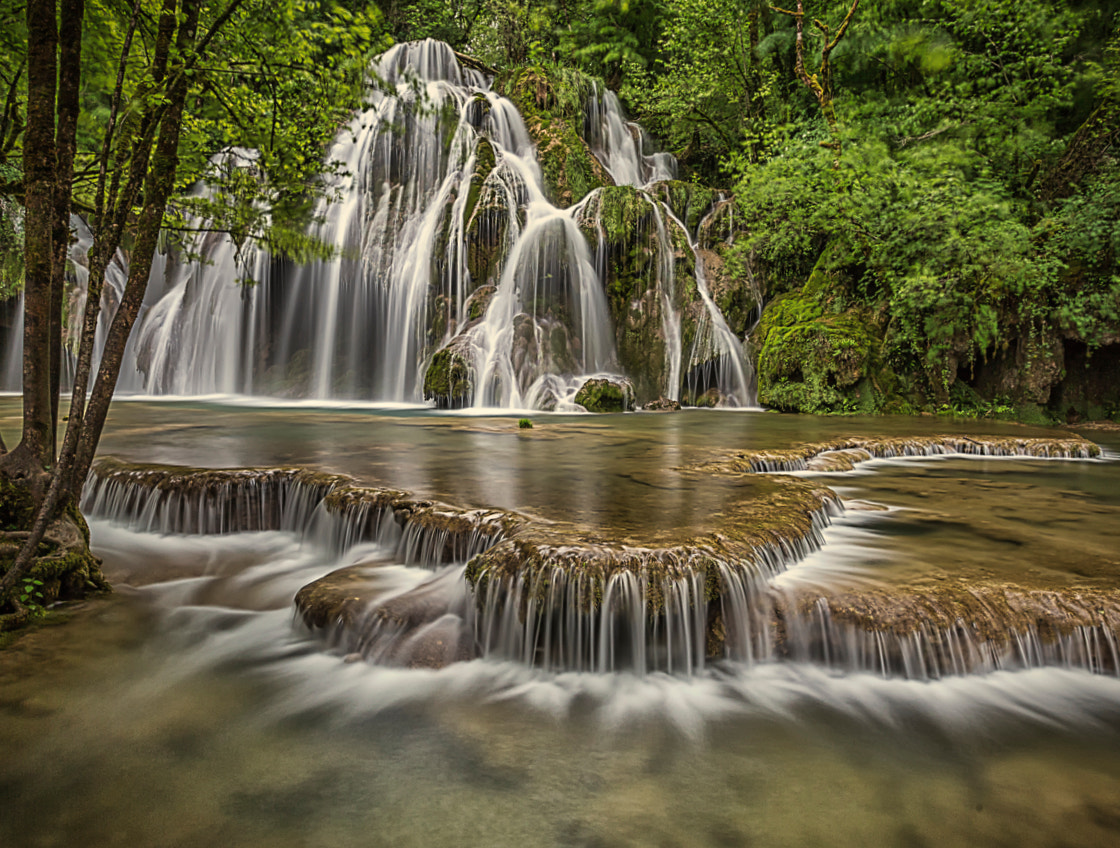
xmin=2 ymin=398 xmax=1119 ymax=847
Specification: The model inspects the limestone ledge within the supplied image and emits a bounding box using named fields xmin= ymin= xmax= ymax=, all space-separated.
xmin=771 ymin=583 xmax=1120 ymax=676
xmin=86 ymin=459 xmax=522 ymax=545
xmin=697 ymin=434 xmax=1102 ymax=475
xmin=464 ymin=477 xmax=840 ymax=613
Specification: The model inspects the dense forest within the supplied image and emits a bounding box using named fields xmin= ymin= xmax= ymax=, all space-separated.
xmin=384 ymin=0 xmax=1120 ymax=422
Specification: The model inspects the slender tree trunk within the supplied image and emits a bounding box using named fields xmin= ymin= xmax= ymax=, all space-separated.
xmin=49 ymin=0 xmax=86 ymax=458
xmin=17 ymin=0 xmax=58 ymax=468
xmin=72 ymin=0 xmax=201 ymax=490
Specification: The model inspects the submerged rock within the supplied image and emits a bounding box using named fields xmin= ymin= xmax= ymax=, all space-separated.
xmin=574 ymin=377 xmax=635 ymax=413
xmin=643 ymin=397 xmax=681 ymax=412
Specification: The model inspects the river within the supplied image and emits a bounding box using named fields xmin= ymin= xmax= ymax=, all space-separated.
xmin=2 ymin=398 xmax=1119 ymax=847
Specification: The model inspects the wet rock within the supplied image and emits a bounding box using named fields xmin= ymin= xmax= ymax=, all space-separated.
xmin=294 ymin=565 xmax=386 ymax=631
xmin=464 ymin=285 xmax=496 ymax=322
xmin=575 ymin=378 xmax=635 ymax=413
xmin=772 ymin=583 xmax=1120 ymax=677
xmin=646 ymin=180 xmax=717 ymax=237
xmin=399 ymin=614 xmax=476 ymax=669
xmin=699 ymin=434 xmax=1102 ymax=475
xmin=643 ymin=398 xmax=681 ymax=412
xmin=423 ymin=338 xmax=474 ymax=409
xmin=465 ymin=476 xmax=840 ymax=617
xmin=494 ymin=67 xmax=613 ymax=207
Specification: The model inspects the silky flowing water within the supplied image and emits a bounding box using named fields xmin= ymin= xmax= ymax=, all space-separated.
xmin=2 ymin=398 xmax=1120 ymax=847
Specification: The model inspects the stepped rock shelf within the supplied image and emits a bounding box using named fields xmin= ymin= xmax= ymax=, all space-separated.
xmin=82 ymin=433 xmax=1118 ymax=677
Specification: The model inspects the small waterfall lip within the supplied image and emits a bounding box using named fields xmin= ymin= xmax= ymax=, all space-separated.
xmin=82 ymin=458 xmax=521 ymax=571
xmin=659 ymin=203 xmax=757 ymax=408
xmin=79 ymin=442 xmax=1120 ymax=683
xmin=701 ymin=434 xmax=1105 ymax=476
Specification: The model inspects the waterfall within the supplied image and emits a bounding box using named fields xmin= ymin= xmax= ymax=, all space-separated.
xmin=658 ymin=203 xmax=755 ymax=407
xmin=0 ymin=40 xmax=755 ymax=409
xmin=584 ymin=84 xmax=676 ymax=187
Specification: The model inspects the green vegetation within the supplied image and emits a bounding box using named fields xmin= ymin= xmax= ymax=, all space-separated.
xmin=383 ymin=0 xmax=1119 ymax=420
xmin=1 ymin=0 xmax=389 ymax=623
xmin=518 ymin=417 xmax=533 ymax=429
xmin=494 ymin=65 xmax=612 ymax=206
xmin=424 ymin=344 xmax=474 ymax=408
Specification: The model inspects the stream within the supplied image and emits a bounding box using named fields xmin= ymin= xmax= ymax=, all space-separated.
xmin=2 ymin=398 xmax=1120 ymax=847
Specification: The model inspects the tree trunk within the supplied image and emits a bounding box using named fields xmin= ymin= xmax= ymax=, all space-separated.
xmin=72 ymin=0 xmax=201 ymax=490
xmin=16 ymin=0 xmax=58 ymax=468
xmin=49 ymin=0 xmax=86 ymax=457
xmin=1 ymin=0 xmax=201 ymax=617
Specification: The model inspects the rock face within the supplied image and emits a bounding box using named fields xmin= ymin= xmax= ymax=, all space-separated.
xmin=494 ymin=67 xmax=614 ymax=208
xmin=754 ymin=253 xmax=879 ymax=414
xmin=424 ymin=339 xmax=475 ymax=409
xmin=574 ymin=377 xmax=634 ymax=412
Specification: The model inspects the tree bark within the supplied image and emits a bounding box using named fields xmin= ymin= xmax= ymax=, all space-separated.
xmin=17 ymin=0 xmax=58 ymax=467
xmin=72 ymin=0 xmax=201 ymax=490
xmin=49 ymin=0 xmax=86 ymax=457
xmin=771 ymin=0 xmax=860 ymax=157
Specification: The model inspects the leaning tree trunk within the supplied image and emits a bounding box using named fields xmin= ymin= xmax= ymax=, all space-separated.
xmin=0 ymin=0 xmax=198 ymax=624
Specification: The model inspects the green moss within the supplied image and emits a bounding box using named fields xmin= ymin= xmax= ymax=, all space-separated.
xmin=0 ymin=478 xmax=37 ymax=532
xmin=423 ymin=345 xmax=473 ymax=409
xmin=575 ymin=378 xmax=634 ymax=413
xmin=463 ymin=137 xmax=497 ymax=227
xmin=494 ymin=67 xmax=611 ymax=208
xmin=756 ymin=257 xmax=880 ymax=414
xmin=649 ymin=180 xmax=717 ymax=235
xmin=594 ymin=185 xmax=651 ymax=245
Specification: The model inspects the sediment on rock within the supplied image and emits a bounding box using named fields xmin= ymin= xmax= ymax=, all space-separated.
xmin=466 ymin=477 xmax=840 ymax=613
xmin=698 ymin=434 xmax=1102 ymax=475
xmin=83 ymin=459 xmax=524 ymax=565
xmin=82 ymin=459 xmax=347 ymax=534
xmin=771 ymin=584 xmax=1120 ymax=678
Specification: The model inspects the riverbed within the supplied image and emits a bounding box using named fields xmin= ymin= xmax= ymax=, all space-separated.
xmin=2 ymin=398 xmax=1119 ymax=847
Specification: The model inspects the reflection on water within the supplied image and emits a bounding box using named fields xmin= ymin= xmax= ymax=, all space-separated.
xmin=2 ymin=399 xmax=1120 ymax=846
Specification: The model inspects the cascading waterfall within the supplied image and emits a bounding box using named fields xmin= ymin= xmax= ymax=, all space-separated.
xmin=659 ymin=203 xmax=755 ymax=407
xmin=79 ymin=454 xmax=1120 ymax=679
xmin=584 ymin=84 xmax=676 ymax=187
xmin=1 ymin=40 xmax=756 ymax=408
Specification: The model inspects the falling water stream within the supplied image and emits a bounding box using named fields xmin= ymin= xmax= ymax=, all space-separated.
xmin=2 ymin=398 xmax=1120 ymax=847
xmin=0 ymin=40 xmax=754 ymax=409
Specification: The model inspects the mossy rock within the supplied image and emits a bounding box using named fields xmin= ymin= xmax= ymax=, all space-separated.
xmin=0 ymin=476 xmax=37 ymax=532
xmin=700 ymin=247 xmax=758 ymax=338
xmin=578 ymin=188 xmax=705 ymax=403
xmin=756 ymin=288 xmax=877 ymax=414
xmin=495 ymin=67 xmax=613 ymax=207
xmin=423 ymin=342 xmax=474 ymax=409
xmin=465 ymin=181 xmax=509 ymax=288
xmin=465 ymin=285 xmax=496 ymax=322
xmin=463 ymin=137 xmax=497 ymax=226
xmin=575 ymin=377 xmax=634 ymax=413
xmin=588 ymin=185 xmax=654 ymax=245
xmin=647 ymin=180 xmax=718 ymax=237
